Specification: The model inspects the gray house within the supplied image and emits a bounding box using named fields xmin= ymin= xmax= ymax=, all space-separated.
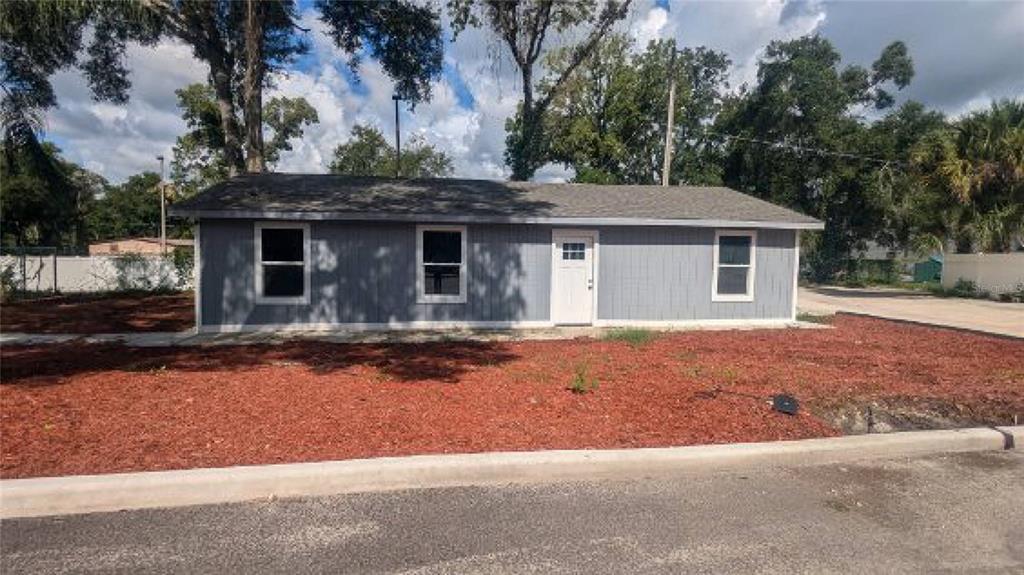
xmin=170 ymin=174 xmax=822 ymax=333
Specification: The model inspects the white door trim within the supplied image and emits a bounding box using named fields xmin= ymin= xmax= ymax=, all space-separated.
xmin=550 ymin=229 xmax=600 ymax=325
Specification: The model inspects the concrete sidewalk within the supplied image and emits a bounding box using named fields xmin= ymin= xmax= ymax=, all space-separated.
xmin=799 ymin=286 xmax=1024 ymax=338
xmin=0 ymin=321 xmax=826 ymax=347
xmin=2 ymin=426 xmax=1019 ymax=519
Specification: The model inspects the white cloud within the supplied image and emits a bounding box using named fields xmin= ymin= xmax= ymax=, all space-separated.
xmin=45 ymin=39 xmax=207 ymax=181
xmin=41 ymin=1 xmax=1024 ymax=184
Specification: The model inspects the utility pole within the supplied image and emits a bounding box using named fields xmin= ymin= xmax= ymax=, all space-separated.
xmin=392 ymin=94 xmax=402 ymax=178
xmin=661 ymin=42 xmax=677 ymax=187
xmin=157 ymin=155 xmax=166 ymax=255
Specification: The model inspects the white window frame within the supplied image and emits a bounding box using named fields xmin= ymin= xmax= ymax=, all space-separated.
xmin=712 ymin=229 xmax=757 ymax=303
xmin=254 ymin=221 xmax=311 ymax=305
xmin=416 ymin=224 xmax=468 ymax=304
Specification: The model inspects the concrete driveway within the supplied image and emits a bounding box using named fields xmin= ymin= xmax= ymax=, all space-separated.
xmin=2 ymin=450 xmax=1022 ymax=573
xmin=799 ymin=286 xmax=1024 ymax=338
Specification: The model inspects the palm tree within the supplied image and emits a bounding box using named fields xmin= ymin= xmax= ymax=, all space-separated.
xmin=912 ymin=99 xmax=1024 ymax=253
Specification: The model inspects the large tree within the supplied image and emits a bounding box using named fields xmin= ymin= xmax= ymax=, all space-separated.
xmin=1 ymin=0 xmax=160 ymax=249
xmin=715 ymin=35 xmax=915 ymax=280
xmin=3 ymin=0 xmax=444 ymax=177
xmin=541 ymin=34 xmax=730 ymax=185
xmin=86 ymin=172 xmax=162 ymax=241
xmin=170 ymin=83 xmax=319 ymax=196
xmin=911 ymin=99 xmax=1024 ymax=253
xmin=449 ymin=0 xmax=631 ymax=181
xmin=329 ymin=124 xmax=453 ymax=178
xmin=0 ymin=143 xmax=105 ymax=248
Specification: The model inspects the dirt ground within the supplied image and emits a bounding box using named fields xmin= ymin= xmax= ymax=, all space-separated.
xmin=1 ymin=292 xmax=194 ymax=334
xmin=1 ymin=315 xmax=1022 ymax=479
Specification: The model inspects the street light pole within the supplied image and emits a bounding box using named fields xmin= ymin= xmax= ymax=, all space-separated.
xmin=157 ymin=155 xmax=166 ymax=255
xmin=392 ymin=94 xmax=401 ymax=178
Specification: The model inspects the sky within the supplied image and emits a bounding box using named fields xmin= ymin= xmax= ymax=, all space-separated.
xmin=43 ymin=0 xmax=1024 ymax=184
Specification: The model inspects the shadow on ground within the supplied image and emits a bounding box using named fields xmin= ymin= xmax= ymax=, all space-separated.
xmin=0 ymin=340 xmax=521 ymax=386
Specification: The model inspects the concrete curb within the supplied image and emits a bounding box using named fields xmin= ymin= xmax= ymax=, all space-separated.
xmin=2 ymin=426 xmax=1020 ymax=519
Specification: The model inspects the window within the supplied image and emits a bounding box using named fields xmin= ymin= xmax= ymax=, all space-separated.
xmin=255 ymin=222 xmax=309 ymax=304
xmin=562 ymin=242 xmax=586 ymax=260
xmin=712 ymin=230 xmax=756 ymax=302
xmin=417 ymin=225 xmax=467 ymax=303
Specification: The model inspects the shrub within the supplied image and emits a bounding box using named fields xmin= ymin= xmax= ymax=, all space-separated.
xmin=602 ymin=328 xmax=657 ymax=347
xmin=172 ymin=247 xmax=194 ymax=290
xmin=110 ymin=253 xmax=177 ymax=292
xmin=796 ymin=312 xmax=833 ymax=325
xmin=0 ymin=262 xmax=18 ymax=303
xmin=568 ymin=363 xmax=599 ymax=394
xmin=1000 ymin=283 xmax=1024 ymax=303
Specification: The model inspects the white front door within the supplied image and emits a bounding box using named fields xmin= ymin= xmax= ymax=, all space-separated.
xmin=552 ymin=231 xmax=596 ymax=325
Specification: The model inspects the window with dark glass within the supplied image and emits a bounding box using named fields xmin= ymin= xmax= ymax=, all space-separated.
xmin=260 ymin=227 xmax=305 ymax=298
xmin=716 ymin=235 xmax=752 ymax=296
xmin=422 ymin=230 xmax=463 ymax=297
xmin=562 ymin=242 xmax=585 ymax=260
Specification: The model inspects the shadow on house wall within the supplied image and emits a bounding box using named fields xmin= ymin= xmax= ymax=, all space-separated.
xmin=202 ymin=220 xmax=546 ymax=328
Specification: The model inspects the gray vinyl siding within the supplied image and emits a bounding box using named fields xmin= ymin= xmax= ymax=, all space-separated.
xmin=596 ymin=227 xmax=796 ymax=321
xmin=199 ymin=220 xmax=551 ymax=327
xmin=198 ymin=220 xmax=797 ymax=328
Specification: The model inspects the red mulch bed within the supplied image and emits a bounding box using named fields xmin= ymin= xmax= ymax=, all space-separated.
xmin=1 ymin=315 xmax=1021 ymax=479
xmin=1 ymin=292 xmax=193 ymax=333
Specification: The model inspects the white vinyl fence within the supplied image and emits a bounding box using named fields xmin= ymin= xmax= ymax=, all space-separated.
xmin=941 ymin=253 xmax=1024 ymax=295
xmin=0 ymin=254 xmax=190 ymax=293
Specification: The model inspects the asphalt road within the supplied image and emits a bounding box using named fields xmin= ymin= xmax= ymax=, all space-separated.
xmin=3 ymin=450 xmax=1023 ymax=574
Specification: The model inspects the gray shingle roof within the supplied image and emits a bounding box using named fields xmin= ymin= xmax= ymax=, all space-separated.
xmin=169 ymin=173 xmax=822 ymax=228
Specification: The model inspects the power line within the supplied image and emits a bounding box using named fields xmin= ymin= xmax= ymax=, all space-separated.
xmin=697 ymin=129 xmax=907 ymax=168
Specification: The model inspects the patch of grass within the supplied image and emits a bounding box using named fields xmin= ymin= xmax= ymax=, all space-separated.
xmin=796 ymin=312 xmax=834 ymax=325
xmin=720 ymin=366 xmax=740 ymax=382
xmin=568 ymin=363 xmax=599 ymax=394
xmin=602 ymin=328 xmax=658 ymax=347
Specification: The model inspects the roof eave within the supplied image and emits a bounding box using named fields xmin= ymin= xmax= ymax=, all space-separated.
xmin=168 ymin=208 xmax=824 ymax=230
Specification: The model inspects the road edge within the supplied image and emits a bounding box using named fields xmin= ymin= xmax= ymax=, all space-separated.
xmin=3 ymin=426 xmax=1021 ymax=519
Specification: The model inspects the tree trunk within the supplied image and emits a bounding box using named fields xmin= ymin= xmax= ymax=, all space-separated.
xmin=204 ymin=37 xmax=245 ymax=177
xmin=510 ymin=69 xmax=537 ymax=182
xmin=243 ymin=0 xmax=266 ymax=173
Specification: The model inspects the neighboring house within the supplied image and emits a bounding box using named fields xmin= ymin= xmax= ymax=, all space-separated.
xmin=169 ymin=174 xmax=822 ymax=333
xmin=88 ymin=237 xmax=194 ymax=256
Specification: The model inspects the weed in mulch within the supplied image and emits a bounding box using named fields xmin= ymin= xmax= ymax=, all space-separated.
xmin=568 ymin=363 xmax=599 ymax=394
xmin=602 ymin=328 xmax=659 ymax=347
xmin=1 ymin=315 xmax=1021 ymax=479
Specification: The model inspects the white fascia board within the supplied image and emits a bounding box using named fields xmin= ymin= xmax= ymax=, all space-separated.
xmin=169 ymin=209 xmax=825 ymax=230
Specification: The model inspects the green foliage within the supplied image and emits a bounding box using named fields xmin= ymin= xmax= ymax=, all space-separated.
xmin=110 ymin=253 xmax=177 ymax=292
xmin=329 ymin=124 xmax=453 ymax=178
xmin=264 ymin=97 xmax=319 ymax=165
xmin=910 ymin=99 xmax=1024 ymax=253
xmin=796 ymin=312 xmax=833 ymax=325
xmin=170 ymin=83 xmax=319 ymax=195
xmin=449 ymin=0 xmax=631 ymax=181
xmin=0 ymin=142 xmax=103 ymax=249
xmin=999 ymin=283 xmax=1024 ymax=304
xmin=716 ymin=35 xmax=917 ymax=281
xmin=568 ymin=363 xmax=599 ymax=394
xmin=0 ymin=261 xmax=18 ymax=303
xmin=602 ymin=328 xmax=658 ymax=347
xmin=86 ymin=172 xmax=161 ymax=241
xmin=540 ymin=34 xmax=730 ymax=185
xmin=316 ymin=0 xmax=443 ymax=104
xmin=171 ymin=246 xmax=194 ymax=290
xmin=924 ymin=279 xmax=992 ymax=300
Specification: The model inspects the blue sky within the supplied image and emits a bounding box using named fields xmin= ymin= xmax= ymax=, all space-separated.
xmin=44 ymin=0 xmax=1024 ymax=183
